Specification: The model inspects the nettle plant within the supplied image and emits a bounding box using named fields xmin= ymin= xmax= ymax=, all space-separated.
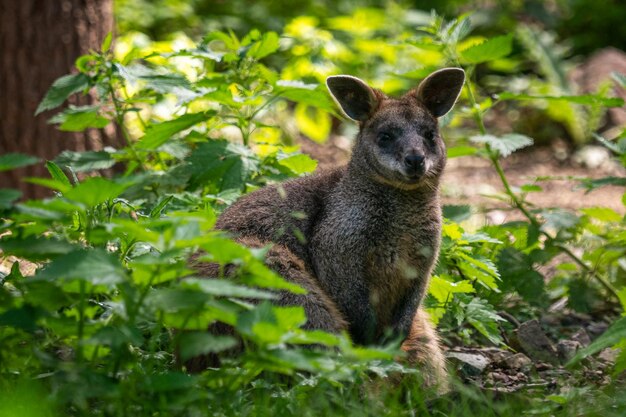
xmin=410 ymin=15 xmax=626 ymax=365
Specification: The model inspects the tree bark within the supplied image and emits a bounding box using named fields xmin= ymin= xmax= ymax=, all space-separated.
xmin=0 ymin=0 xmax=122 ymax=199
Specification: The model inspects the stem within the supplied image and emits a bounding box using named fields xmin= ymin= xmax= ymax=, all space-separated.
xmin=77 ymin=280 xmax=86 ymax=363
xmin=462 ymin=64 xmax=620 ymax=304
xmin=108 ymin=79 xmax=146 ymax=171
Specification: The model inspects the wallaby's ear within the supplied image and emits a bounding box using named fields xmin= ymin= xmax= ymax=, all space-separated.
xmin=414 ymin=68 xmax=465 ymax=118
xmin=326 ymin=75 xmax=379 ymax=121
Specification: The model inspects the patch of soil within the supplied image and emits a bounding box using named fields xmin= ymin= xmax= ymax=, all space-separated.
xmin=445 ymin=316 xmax=620 ymax=395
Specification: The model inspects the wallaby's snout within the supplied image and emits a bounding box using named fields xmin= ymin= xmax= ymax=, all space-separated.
xmin=404 ymin=152 xmax=426 ymax=177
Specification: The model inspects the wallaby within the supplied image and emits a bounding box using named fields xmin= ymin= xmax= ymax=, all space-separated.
xmin=193 ymin=68 xmax=466 ymax=388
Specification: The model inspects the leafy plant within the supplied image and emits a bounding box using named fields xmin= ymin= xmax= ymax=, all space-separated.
xmin=2 ymin=5 xmax=626 ymax=416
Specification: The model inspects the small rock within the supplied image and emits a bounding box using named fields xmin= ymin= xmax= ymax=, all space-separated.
xmin=598 ymin=348 xmax=620 ymax=364
xmin=516 ymin=320 xmax=559 ymax=364
xmin=491 ymin=372 xmax=510 ymax=384
xmin=547 ymin=297 xmax=568 ymax=313
xmin=574 ymin=146 xmax=612 ymax=169
xmin=556 ymin=340 xmax=582 ymax=363
xmin=535 ymin=362 xmax=554 ymax=371
xmin=571 ymin=328 xmax=591 ymax=347
xmin=491 ymin=350 xmax=513 ymax=364
xmin=504 ymin=353 xmax=533 ymax=372
xmin=447 ymin=351 xmax=490 ymax=376
xmin=485 ymin=209 xmax=507 ymax=225
xmin=587 ymin=322 xmax=609 ymax=338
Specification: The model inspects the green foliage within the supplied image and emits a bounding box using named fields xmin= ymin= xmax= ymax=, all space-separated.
xmin=460 ymin=34 xmax=513 ymax=64
xmin=0 ymin=153 xmax=40 ymax=171
xmin=35 ymin=73 xmax=90 ymax=115
xmin=2 ymin=3 xmax=626 ymax=416
xmin=470 ymin=133 xmax=534 ymax=158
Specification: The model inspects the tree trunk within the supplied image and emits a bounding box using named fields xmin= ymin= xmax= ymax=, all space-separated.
xmin=0 ymin=0 xmax=122 ymax=199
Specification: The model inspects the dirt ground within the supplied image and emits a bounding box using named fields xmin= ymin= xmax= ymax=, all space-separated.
xmin=301 ymin=135 xmax=626 ymax=219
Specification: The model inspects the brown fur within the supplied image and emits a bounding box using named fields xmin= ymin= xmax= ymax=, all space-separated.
xmin=190 ymin=69 xmax=465 ymax=390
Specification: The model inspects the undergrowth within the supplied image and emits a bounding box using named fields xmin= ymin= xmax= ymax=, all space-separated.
xmin=1 ymin=9 xmax=625 ymax=416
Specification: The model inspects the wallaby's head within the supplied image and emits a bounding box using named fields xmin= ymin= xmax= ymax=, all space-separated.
xmin=327 ymin=68 xmax=465 ymax=190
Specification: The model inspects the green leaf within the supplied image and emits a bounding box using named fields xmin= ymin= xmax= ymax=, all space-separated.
xmin=23 ymin=177 xmax=71 ymax=193
xmin=0 ymin=153 xmax=40 ymax=171
xmin=36 ymin=249 xmax=126 ymax=285
xmin=0 ymin=236 xmax=77 ymax=261
xmin=187 ymin=140 xmax=259 ymax=192
xmin=520 ymin=184 xmax=542 ymax=193
xmin=182 ymin=278 xmax=276 ymax=300
xmin=443 ymin=205 xmax=472 ymax=222
xmin=581 ymin=176 xmax=626 ymax=191
xmin=540 ymin=209 xmax=579 ymax=231
xmin=447 ymin=145 xmax=478 ymax=158
xmin=88 ymin=325 xmax=143 ymax=348
xmin=456 ymin=252 xmax=500 ymax=291
xmin=276 ymin=153 xmax=318 ymax=175
xmin=15 ymin=199 xmax=77 ymax=221
xmin=461 ymin=35 xmax=513 ymax=64
xmin=45 ymin=161 xmax=72 ymax=189
xmin=295 ymin=103 xmax=331 ymax=143
xmin=36 ymin=73 xmax=90 ymax=115
xmin=147 ymin=288 xmax=210 ymax=313
xmin=497 ymin=247 xmax=546 ymax=305
xmin=115 ymin=63 xmax=192 ymax=93
xmin=581 ymin=207 xmax=623 ymax=222
xmin=237 ymin=302 xmax=276 ymax=338
xmin=470 ymin=133 xmax=533 ymax=157
xmin=22 ymin=281 xmax=69 ymax=311
xmin=275 ymin=81 xmax=336 ymax=113
xmin=568 ymin=279 xmax=600 ymax=313
xmin=443 ymin=15 xmax=472 ymax=46
xmin=101 ymin=32 xmax=113 ymax=52
xmin=569 ymin=316 xmax=626 ymax=366
xmin=0 ymin=189 xmax=21 ymax=210
xmin=247 ymin=31 xmax=280 ymax=59
xmin=138 ymin=112 xmax=213 ymax=150
xmin=0 ymin=306 xmax=43 ymax=332
xmin=429 ymin=275 xmax=475 ymax=303
xmin=462 ymin=296 xmax=506 ymax=345
xmin=55 ymin=150 xmax=116 ymax=172
xmin=498 ymin=92 xmax=625 ymax=108
xmin=593 ymin=133 xmax=625 ymax=155
xmin=527 ymin=223 xmax=541 ymax=246
xmin=64 ymin=177 xmax=132 ymax=207
xmin=144 ymin=372 xmax=197 ymax=392
xmin=178 ymin=332 xmax=238 ymax=362
xmin=48 ymin=106 xmax=109 ymax=131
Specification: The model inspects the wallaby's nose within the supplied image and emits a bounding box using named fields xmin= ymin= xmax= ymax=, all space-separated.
xmin=404 ymin=154 xmax=425 ymax=172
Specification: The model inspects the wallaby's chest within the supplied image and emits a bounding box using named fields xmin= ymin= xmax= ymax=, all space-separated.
xmin=311 ymin=193 xmax=441 ymax=330
xmin=364 ymin=211 xmax=439 ymax=324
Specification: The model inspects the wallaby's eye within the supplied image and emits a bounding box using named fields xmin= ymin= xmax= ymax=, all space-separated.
xmin=423 ymin=130 xmax=436 ymax=144
xmin=377 ymin=132 xmax=395 ymax=146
